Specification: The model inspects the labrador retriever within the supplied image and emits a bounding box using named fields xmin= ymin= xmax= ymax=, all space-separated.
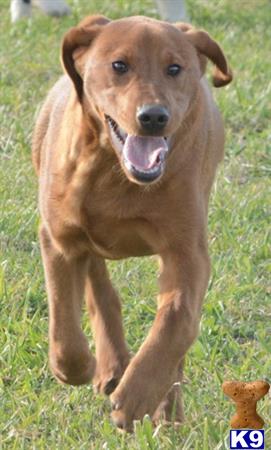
xmin=32 ymin=15 xmax=232 ymax=430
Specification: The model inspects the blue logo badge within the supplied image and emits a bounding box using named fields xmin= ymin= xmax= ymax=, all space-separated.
xmin=230 ymin=430 xmax=264 ymax=449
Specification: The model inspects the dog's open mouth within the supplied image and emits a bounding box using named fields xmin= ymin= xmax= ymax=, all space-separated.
xmin=105 ymin=114 xmax=168 ymax=183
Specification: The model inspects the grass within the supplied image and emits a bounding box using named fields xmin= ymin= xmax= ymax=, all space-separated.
xmin=0 ymin=0 xmax=270 ymax=448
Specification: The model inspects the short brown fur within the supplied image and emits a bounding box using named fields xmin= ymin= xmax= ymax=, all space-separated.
xmin=32 ymin=14 xmax=232 ymax=430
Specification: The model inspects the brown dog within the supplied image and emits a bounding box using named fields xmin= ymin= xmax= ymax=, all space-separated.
xmin=32 ymin=15 xmax=232 ymax=430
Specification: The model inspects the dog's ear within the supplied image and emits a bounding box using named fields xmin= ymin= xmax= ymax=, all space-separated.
xmin=176 ymin=23 xmax=232 ymax=87
xmin=62 ymin=15 xmax=110 ymax=101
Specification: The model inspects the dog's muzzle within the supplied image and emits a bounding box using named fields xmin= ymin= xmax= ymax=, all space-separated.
xmin=105 ymin=114 xmax=169 ymax=184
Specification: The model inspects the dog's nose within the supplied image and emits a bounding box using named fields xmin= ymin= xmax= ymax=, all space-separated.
xmin=137 ymin=104 xmax=169 ymax=132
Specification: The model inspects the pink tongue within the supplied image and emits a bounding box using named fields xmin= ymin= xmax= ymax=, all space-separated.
xmin=123 ymin=135 xmax=168 ymax=170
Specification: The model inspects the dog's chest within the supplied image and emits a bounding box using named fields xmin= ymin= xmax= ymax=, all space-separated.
xmin=82 ymin=215 xmax=157 ymax=259
xmin=81 ymin=194 xmax=166 ymax=259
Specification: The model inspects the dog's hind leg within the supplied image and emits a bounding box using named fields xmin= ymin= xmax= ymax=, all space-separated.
xmin=39 ymin=225 xmax=96 ymax=385
xmin=85 ymin=256 xmax=130 ymax=396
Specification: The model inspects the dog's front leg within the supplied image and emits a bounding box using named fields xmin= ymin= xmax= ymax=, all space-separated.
xmin=110 ymin=246 xmax=210 ymax=430
xmin=39 ymin=226 xmax=96 ymax=385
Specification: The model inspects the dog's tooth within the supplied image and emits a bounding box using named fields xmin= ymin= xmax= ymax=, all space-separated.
xmin=106 ymin=114 xmax=126 ymax=147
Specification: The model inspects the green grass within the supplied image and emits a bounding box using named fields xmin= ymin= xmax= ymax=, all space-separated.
xmin=0 ymin=0 xmax=270 ymax=448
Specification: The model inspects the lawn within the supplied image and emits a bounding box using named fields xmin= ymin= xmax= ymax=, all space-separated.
xmin=0 ymin=0 xmax=270 ymax=448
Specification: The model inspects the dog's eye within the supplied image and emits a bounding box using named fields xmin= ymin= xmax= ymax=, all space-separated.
xmin=167 ymin=64 xmax=182 ymax=76
xmin=112 ymin=61 xmax=129 ymax=74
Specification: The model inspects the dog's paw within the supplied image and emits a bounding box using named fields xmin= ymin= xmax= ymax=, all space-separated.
xmin=94 ymin=368 xmax=122 ymax=396
xmin=94 ymin=354 xmax=130 ymax=396
xmin=109 ymin=366 xmax=173 ymax=431
xmin=109 ymin=350 xmax=180 ymax=431
xmin=49 ymin=339 xmax=95 ymax=386
xmin=110 ymin=382 xmax=183 ymax=431
xmin=110 ymin=385 xmax=159 ymax=431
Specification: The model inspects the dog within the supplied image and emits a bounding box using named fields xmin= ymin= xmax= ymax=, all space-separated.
xmin=10 ymin=0 xmax=187 ymax=22
xmin=32 ymin=14 xmax=232 ymax=430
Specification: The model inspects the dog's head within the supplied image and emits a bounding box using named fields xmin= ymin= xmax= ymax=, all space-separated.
xmin=62 ymin=15 xmax=232 ymax=185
